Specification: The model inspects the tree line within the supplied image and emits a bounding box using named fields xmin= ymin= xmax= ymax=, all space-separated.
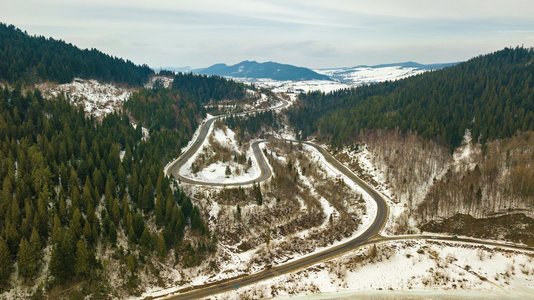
xmin=0 ymin=23 xmax=153 ymax=85
xmin=289 ymin=47 xmax=534 ymax=148
xmin=225 ymin=110 xmax=281 ymax=140
xmin=172 ymin=72 xmax=249 ymax=102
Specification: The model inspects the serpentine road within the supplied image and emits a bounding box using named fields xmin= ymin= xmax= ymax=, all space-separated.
xmin=159 ymin=97 xmax=534 ymax=300
xmin=165 ymin=99 xmax=289 ymax=186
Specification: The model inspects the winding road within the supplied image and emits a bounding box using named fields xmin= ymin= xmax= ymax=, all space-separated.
xmin=165 ymin=98 xmax=289 ymax=186
xmin=158 ymin=95 xmax=534 ymax=300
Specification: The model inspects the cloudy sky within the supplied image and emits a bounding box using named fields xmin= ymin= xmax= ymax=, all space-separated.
xmin=2 ymin=0 xmax=534 ymax=68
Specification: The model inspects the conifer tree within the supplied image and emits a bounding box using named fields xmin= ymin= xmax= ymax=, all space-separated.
xmin=74 ymin=239 xmax=91 ymax=277
xmin=17 ymin=238 xmax=37 ymax=281
xmin=254 ymin=183 xmax=263 ymax=205
xmin=0 ymin=239 xmax=13 ymax=288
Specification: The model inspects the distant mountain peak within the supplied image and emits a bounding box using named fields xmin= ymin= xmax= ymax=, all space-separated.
xmin=194 ymin=60 xmax=330 ymax=81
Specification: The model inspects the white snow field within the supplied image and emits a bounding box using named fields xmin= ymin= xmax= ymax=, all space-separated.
xmin=237 ymin=78 xmax=352 ymax=94
xmin=232 ymin=65 xmax=428 ymax=94
xmin=316 ymin=65 xmax=426 ymax=86
xmin=37 ymin=78 xmax=134 ymax=118
xmin=212 ymin=240 xmax=534 ymax=299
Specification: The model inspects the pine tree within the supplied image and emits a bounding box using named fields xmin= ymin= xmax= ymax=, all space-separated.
xmin=17 ymin=238 xmax=37 ymax=281
xmin=74 ymin=239 xmax=91 ymax=277
xmin=126 ymin=254 xmax=137 ymax=277
xmin=236 ymin=204 xmax=241 ymax=221
xmin=254 ymin=183 xmax=263 ymax=205
xmin=140 ymin=228 xmax=153 ymax=251
xmin=108 ymin=221 xmax=117 ymax=246
xmin=29 ymin=228 xmax=41 ymax=264
xmin=50 ymin=231 xmax=75 ymax=283
xmin=155 ymin=232 xmax=166 ymax=258
xmin=0 ymin=239 xmax=13 ymax=288
xmin=155 ymin=193 xmax=164 ymax=225
xmin=190 ymin=206 xmax=205 ymax=234
xmin=70 ymin=207 xmax=82 ymax=237
xmin=142 ymin=176 xmax=154 ymax=212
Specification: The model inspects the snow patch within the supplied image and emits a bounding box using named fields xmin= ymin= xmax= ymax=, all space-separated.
xmin=144 ymin=76 xmax=173 ymax=89
xmin=212 ymin=240 xmax=534 ymax=299
xmin=301 ymin=144 xmax=378 ymax=243
xmin=213 ymin=128 xmax=240 ymax=154
xmin=37 ymin=78 xmax=133 ymax=118
xmin=316 ymin=66 xmax=426 ymax=86
xmin=178 ymin=124 xmax=262 ymax=185
xmin=453 ymin=129 xmax=481 ymax=172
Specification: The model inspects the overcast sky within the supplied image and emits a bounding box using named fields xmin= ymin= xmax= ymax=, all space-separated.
xmin=2 ymin=0 xmax=534 ymax=68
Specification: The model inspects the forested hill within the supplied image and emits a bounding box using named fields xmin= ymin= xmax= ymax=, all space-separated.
xmin=195 ymin=60 xmax=330 ymax=81
xmin=0 ymin=23 xmax=153 ymax=85
xmin=172 ymin=72 xmax=249 ymax=102
xmin=289 ymin=47 xmax=534 ymax=148
xmin=0 ymin=85 xmax=213 ymax=296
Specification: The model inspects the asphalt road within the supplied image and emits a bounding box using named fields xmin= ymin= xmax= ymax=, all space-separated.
xmin=165 ymin=98 xmax=289 ymax=187
xmin=156 ymin=96 xmax=534 ymax=300
xmin=158 ymin=141 xmax=390 ymax=300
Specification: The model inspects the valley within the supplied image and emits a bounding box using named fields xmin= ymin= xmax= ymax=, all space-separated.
xmin=0 ymin=17 xmax=533 ymax=300
xmin=140 ymin=86 xmax=533 ymax=299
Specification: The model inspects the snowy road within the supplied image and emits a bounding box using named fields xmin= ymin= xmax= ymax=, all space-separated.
xmin=157 ymin=95 xmax=534 ymax=300
xmin=160 ymin=132 xmax=392 ymax=299
xmin=165 ymin=97 xmax=289 ymax=186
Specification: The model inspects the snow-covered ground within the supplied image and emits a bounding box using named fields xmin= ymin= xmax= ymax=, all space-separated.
xmin=137 ymin=140 xmax=377 ymax=300
xmin=334 ymin=145 xmax=411 ymax=235
xmin=337 ymin=142 xmax=432 ymax=237
xmin=236 ymin=78 xmax=351 ymax=94
xmin=144 ymin=135 xmax=534 ymax=300
xmin=334 ymin=141 xmax=450 ymax=235
xmin=316 ymin=66 xmax=426 ymax=85
xmin=302 ymin=144 xmax=377 ymax=237
xmin=231 ymin=65 xmax=428 ymax=94
xmin=337 ymin=146 xmax=394 ymax=200
xmin=212 ymin=240 xmax=534 ymax=299
xmin=178 ymin=124 xmax=261 ymax=185
xmin=144 ymin=75 xmax=174 ymax=89
xmin=452 ymin=129 xmax=481 ymax=172
xmin=37 ymin=78 xmax=134 ymax=118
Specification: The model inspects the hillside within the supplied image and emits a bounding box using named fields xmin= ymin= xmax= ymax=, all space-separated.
xmin=0 ymin=24 xmax=255 ymax=297
xmin=0 ymin=86 xmax=216 ymax=297
xmin=195 ymin=60 xmax=330 ymax=81
xmin=0 ymin=23 xmax=153 ymax=85
xmin=290 ymin=47 xmax=534 ymax=148
xmin=316 ymin=62 xmax=456 ymax=85
xmin=289 ymin=47 xmax=534 ymax=241
xmin=172 ymin=72 xmax=250 ymax=102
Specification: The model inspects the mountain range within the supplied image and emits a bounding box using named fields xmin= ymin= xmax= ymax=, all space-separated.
xmin=194 ymin=60 xmax=330 ymax=81
xmin=190 ymin=60 xmax=457 ymax=82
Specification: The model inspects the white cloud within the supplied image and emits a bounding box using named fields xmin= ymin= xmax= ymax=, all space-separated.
xmin=1 ymin=0 xmax=534 ymax=68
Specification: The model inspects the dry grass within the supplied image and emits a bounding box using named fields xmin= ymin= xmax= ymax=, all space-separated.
xmin=202 ymin=140 xmax=369 ymax=268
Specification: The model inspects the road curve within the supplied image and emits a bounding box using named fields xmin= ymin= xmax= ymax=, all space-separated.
xmin=157 ymin=95 xmax=534 ymax=300
xmin=165 ymin=98 xmax=289 ymax=187
xmin=157 ymin=229 xmax=534 ymax=300
xmin=157 ymin=141 xmax=390 ymax=300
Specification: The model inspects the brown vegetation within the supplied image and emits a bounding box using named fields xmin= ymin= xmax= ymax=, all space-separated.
xmin=338 ymin=129 xmax=533 ymax=242
xmin=196 ymin=140 xmax=367 ymax=269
